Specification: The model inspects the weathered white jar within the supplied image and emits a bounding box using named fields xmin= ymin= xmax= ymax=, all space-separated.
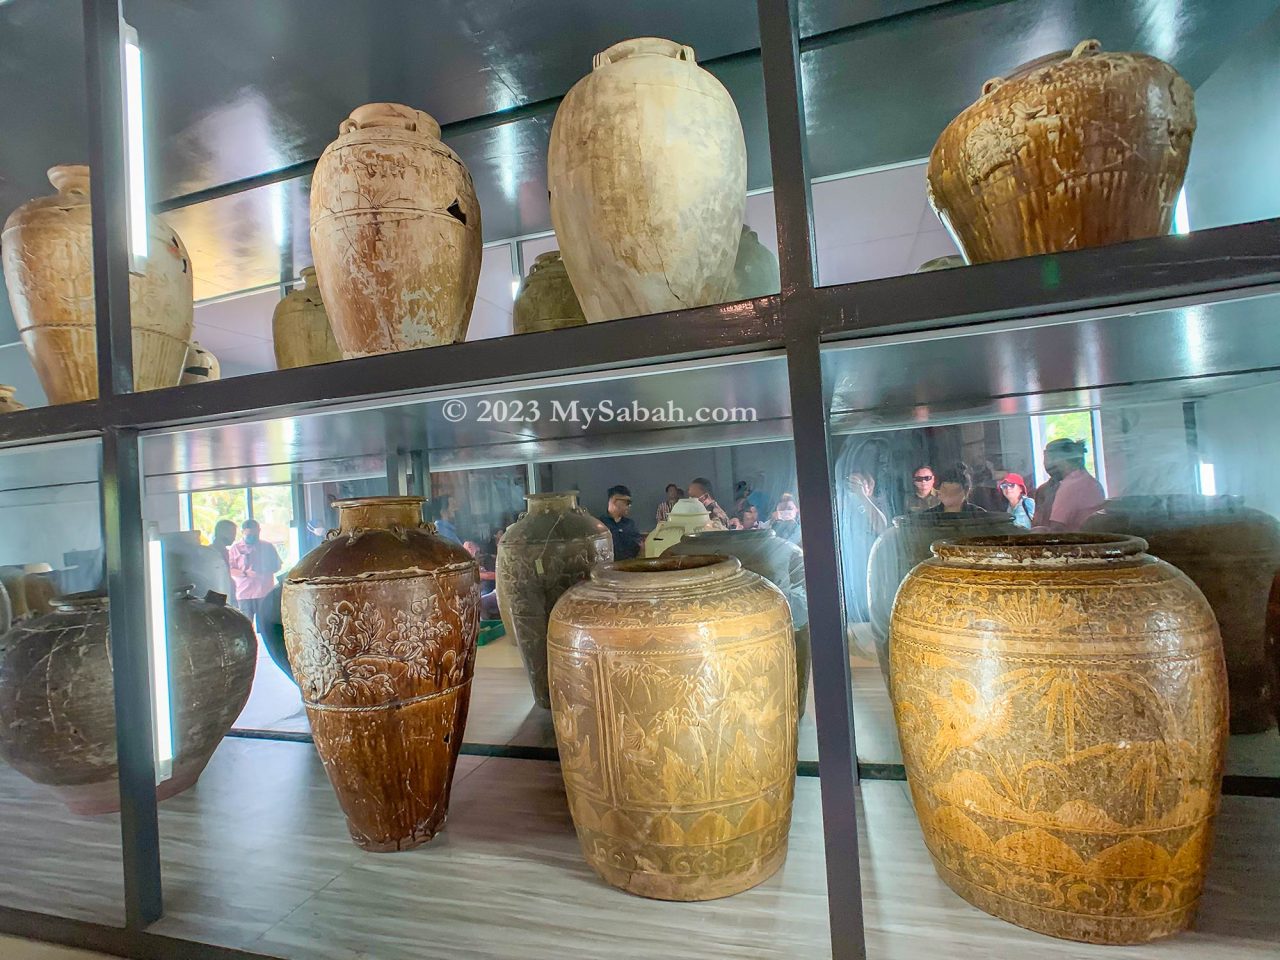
xmin=548 ymin=38 xmax=747 ymax=322
xmin=179 ymin=341 xmax=220 ymax=385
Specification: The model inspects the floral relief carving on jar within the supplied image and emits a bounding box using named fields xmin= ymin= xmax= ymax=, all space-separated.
xmin=549 ymin=556 xmax=797 ymax=901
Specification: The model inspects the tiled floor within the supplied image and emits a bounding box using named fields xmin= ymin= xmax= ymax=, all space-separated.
xmin=2 ymin=736 xmax=1277 ymax=960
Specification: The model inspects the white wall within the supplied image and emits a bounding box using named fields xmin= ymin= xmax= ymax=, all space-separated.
xmin=1097 ymin=400 xmax=1195 ymax=499
xmin=547 ymin=439 xmax=795 ymax=528
xmin=1197 ymin=380 xmax=1280 ymax=518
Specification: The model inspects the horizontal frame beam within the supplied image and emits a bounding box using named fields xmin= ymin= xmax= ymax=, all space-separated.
xmin=815 ymin=218 xmax=1280 ymax=338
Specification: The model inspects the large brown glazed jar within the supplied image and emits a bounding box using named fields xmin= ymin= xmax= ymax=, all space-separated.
xmin=272 ymin=266 xmax=343 ymax=368
xmin=867 ymin=511 xmax=1019 ymax=681
xmin=0 ymin=590 xmax=256 ymax=815
xmin=310 ymin=103 xmax=482 ymax=357
xmin=495 ymin=492 xmax=612 ymax=707
xmin=548 ymin=556 xmax=797 ymax=901
xmin=2 ymin=165 xmax=194 ymax=402
xmin=890 ymin=534 xmax=1227 ymax=944
xmin=1084 ymin=494 xmax=1280 ymax=734
xmin=512 ymin=251 xmax=587 ymax=335
xmin=282 ymin=496 xmax=480 ymax=851
xmin=548 ymin=38 xmax=746 ymax=322
xmin=1268 ymin=573 xmax=1280 ymax=721
xmin=663 ymin=528 xmax=811 ymax=716
xmin=927 ymin=40 xmax=1195 ymax=263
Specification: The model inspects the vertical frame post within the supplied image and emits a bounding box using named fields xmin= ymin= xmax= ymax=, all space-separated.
xmin=100 ymin=427 xmax=163 ymax=927
xmin=85 ymin=0 xmax=164 ymax=929
xmin=757 ymin=1 xmax=866 ymax=957
xmin=84 ymin=0 xmax=134 ymax=400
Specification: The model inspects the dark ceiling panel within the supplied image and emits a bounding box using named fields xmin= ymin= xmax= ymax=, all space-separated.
xmin=121 ymin=0 xmax=766 ymax=201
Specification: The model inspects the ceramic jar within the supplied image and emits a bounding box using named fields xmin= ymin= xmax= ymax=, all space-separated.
xmin=731 ymin=225 xmax=780 ymax=300
xmin=179 ymin=341 xmax=219 ymax=385
xmin=890 ymin=534 xmax=1227 ymax=944
xmin=866 ymin=510 xmax=1019 ymax=681
xmin=282 ymin=496 xmax=480 ymax=851
xmin=548 ymin=38 xmax=747 ymax=322
xmin=272 ymin=266 xmax=343 ymax=368
xmin=310 ymin=103 xmax=482 ymax=357
xmin=1268 ymin=574 xmax=1280 ymax=721
xmin=927 ymin=40 xmax=1195 ymax=263
xmin=0 ymin=385 xmax=26 ymax=413
xmin=663 ymin=528 xmax=811 ymax=716
xmin=495 ymin=492 xmax=612 ymax=707
xmin=0 ymin=590 xmax=256 ymax=815
xmin=1084 ymin=495 xmax=1280 ymax=734
xmin=548 ymin=556 xmax=797 ymax=900
xmin=644 ymin=497 xmax=719 ymax=557
xmin=2 ymin=165 xmax=193 ymax=402
xmin=512 ymin=251 xmax=587 ymax=335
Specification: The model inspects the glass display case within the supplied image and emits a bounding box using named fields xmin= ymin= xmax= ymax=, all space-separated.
xmin=131 ymin=354 xmax=833 ymax=955
xmin=800 ymin=0 xmax=1280 ymax=286
xmin=0 ymin=439 xmax=123 ymax=925
xmin=1 ymin=2 xmax=1277 ymax=959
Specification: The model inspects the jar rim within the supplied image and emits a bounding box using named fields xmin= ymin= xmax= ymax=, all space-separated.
xmin=931 ymin=533 xmax=1147 ymax=565
xmin=590 ymin=554 xmax=740 ymax=588
xmin=333 ymin=496 xmax=425 ymax=510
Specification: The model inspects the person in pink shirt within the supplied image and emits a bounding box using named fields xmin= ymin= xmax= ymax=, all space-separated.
xmin=227 ymin=518 xmax=282 ymax=634
xmin=1035 ymin=438 xmax=1105 ymax=531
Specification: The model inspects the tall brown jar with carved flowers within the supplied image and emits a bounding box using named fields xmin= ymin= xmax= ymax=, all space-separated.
xmin=927 ymin=40 xmax=1195 ymax=263
xmin=282 ymin=496 xmax=479 ymax=851
xmin=548 ymin=556 xmax=797 ymax=901
xmin=496 ymin=492 xmax=612 ymax=708
xmin=890 ymin=534 xmax=1227 ymax=944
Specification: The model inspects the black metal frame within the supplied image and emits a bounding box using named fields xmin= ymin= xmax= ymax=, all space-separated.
xmin=1 ymin=1 xmax=1278 ymax=958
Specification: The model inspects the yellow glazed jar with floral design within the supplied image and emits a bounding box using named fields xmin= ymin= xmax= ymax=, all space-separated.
xmin=889 ymin=533 xmax=1227 ymax=944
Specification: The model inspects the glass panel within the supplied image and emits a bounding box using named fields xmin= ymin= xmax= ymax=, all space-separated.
xmin=0 ymin=438 xmax=123 ymax=924
xmin=0 ymin=0 xmax=91 ymax=409
xmin=123 ymin=0 xmax=780 ymax=386
xmin=824 ymin=288 xmax=1280 ymax=956
xmin=137 ymin=353 xmax=832 ymax=957
xmin=800 ymin=0 xmax=1280 ymax=285
xmin=826 ymin=290 xmax=1280 ymax=779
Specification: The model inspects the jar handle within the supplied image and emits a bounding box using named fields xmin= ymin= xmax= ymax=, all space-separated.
xmin=594 ymin=38 xmax=695 ymax=69
xmin=1070 ymin=38 xmax=1102 ymax=59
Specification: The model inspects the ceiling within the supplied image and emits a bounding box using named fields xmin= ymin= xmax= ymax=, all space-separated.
xmin=3 ymin=0 xmax=1277 ymax=336
xmin=139 ymin=355 xmax=792 ymax=493
xmin=824 ymin=290 xmax=1280 ymax=430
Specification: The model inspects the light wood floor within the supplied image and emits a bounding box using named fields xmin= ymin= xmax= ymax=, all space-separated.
xmin=2 ymin=736 xmax=1278 ymax=959
xmin=0 ymin=937 xmax=112 ymax=960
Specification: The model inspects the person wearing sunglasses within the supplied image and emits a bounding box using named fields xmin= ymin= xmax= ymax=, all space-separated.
xmin=999 ymin=472 xmax=1036 ymax=529
xmin=907 ymin=463 xmax=940 ymax=512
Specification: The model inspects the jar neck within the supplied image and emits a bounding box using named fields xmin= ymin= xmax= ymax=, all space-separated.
xmin=526 ymin=492 xmax=579 ymax=513
xmin=590 ymin=555 xmax=740 ymax=591
xmin=335 ymin=496 xmax=425 ymax=532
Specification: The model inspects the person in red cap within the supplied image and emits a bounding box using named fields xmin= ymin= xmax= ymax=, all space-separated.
xmin=999 ymin=472 xmax=1036 ymax=529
